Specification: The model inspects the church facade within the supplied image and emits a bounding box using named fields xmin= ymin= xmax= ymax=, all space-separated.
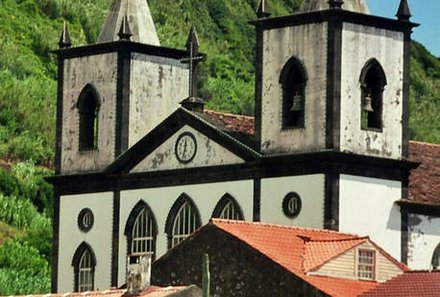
xmin=49 ymin=0 xmax=440 ymax=294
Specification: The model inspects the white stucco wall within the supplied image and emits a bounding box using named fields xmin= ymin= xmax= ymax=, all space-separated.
xmin=407 ymin=214 xmax=440 ymax=270
xmin=340 ymin=23 xmax=404 ymax=159
xmin=339 ymin=174 xmax=401 ymax=260
xmin=129 ymin=54 xmax=189 ymax=146
xmin=131 ymin=125 xmax=244 ymax=173
xmin=260 ymin=174 xmax=325 ymax=228
xmin=58 ymin=192 xmax=113 ymax=293
xmin=261 ymin=23 xmax=328 ymax=153
xmin=61 ymin=54 xmax=118 ymax=174
xmin=117 ymin=180 xmax=253 ymax=287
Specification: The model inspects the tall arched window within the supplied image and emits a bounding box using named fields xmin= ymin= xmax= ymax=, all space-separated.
xmin=72 ymin=242 xmax=96 ymax=292
xmin=125 ymin=201 xmax=158 ymax=259
xmin=359 ymin=59 xmax=387 ymax=131
xmin=212 ymin=193 xmax=244 ymax=220
xmin=431 ymin=243 xmax=440 ymax=269
xmin=165 ymin=194 xmax=201 ymax=249
xmin=280 ymin=57 xmax=308 ymax=128
xmin=77 ymin=84 xmax=100 ymax=150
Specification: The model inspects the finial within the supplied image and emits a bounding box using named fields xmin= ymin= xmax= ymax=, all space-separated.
xmin=118 ymin=15 xmax=132 ymax=41
xmin=328 ymin=0 xmax=344 ymax=9
xmin=396 ymin=0 xmax=411 ymax=21
xmin=180 ymin=26 xmax=206 ymax=112
xmin=256 ymin=0 xmax=271 ymax=18
xmin=58 ymin=21 xmax=72 ymax=49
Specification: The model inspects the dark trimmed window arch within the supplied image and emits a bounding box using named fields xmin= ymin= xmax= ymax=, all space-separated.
xmin=359 ymin=59 xmax=387 ymax=131
xmin=212 ymin=193 xmax=244 ymax=220
xmin=280 ymin=56 xmax=308 ymax=128
xmin=431 ymin=243 xmax=440 ymax=269
xmin=72 ymin=242 xmax=96 ymax=292
xmin=124 ymin=200 xmax=158 ymax=259
xmin=165 ymin=193 xmax=201 ymax=249
xmin=77 ymin=84 xmax=100 ymax=150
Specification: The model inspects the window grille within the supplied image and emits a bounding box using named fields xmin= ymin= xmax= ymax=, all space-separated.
xmin=358 ymin=249 xmax=375 ymax=280
xmin=131 ymin=207 xmax=155 ymax=256
xmin=172 ymin=201 xmax=198 ymax=247
xmin=78 ymin=250 xmax=94 ymax=292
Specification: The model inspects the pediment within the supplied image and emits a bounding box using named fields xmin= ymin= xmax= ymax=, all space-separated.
xmin=105 ymin=108 xmax=259 ymax=174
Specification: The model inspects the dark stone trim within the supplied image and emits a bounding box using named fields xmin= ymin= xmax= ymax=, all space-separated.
xmin=115 ymin=50 xmax=131 ymax=156
xmin=398 ymin=200 xmax=440 ymax=217
xmin=324 ymin=172 xmax=339 ymax=230
xmin=164 ymin=193 xmax=202 ymax=249
xmin=55 ymin=41 xmax=190 ymax=61
xmin=400 ymin=209 xmax=408 ymax=264
xmin=401 ymin=30 xmax=412 ymax=158
xmin=253 ymin=178 xmax=261 ymax=222
xmin=212 ymin=193 xmax=245 ymax=220
xmin=326 ymin=14 xmax=342 ymax=150
xmin=105 ymin=108 xmax=260 ymax=174
xmin=49 ymin=152 xmax=418 ymax=195
xmin=254 ymin=24 xmax=263 ymax=150
xmin=55 ymin=56 xmax=64 ymax=174
xmin=111 ymin=190 xmax=120 ymax=287
xmin=72 ymin=242 xmax=97 ymax=292
xmin=124 ymin=200 xmax=158 ymax=260
xmin=249 ymin=9 xmax=419 ymax=32
xmin=51 ymin=194 xmax=60 ymax=292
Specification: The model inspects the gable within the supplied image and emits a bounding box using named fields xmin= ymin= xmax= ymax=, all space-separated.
xmin=308 ymin=241 xmax=404 ymax=283
xmin=131 ymin=125 xmax=245 ymax=173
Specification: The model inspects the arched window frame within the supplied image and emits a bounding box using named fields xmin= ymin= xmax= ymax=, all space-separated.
xmin=72 ymin=242 xmax=96 ymax=292
xmin=77 ymin=84 xmax=101 ymax=151
xmin=165 ymin=193 xmax=201 ymax=249
xmin=279 ymin=57 xmax=308 ymax=129
xmin=359 ymin=59 xmax=387 ymax=131
xmin=124 ymin=200 xmax=158 ymax=259
xmin=431 ymin=243 xmax=440 ymax=269
xmin=212 ymin=193 xmax=244 ymax=220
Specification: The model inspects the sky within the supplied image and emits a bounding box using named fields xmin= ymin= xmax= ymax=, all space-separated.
xmin=366 ymin=0 xmax=440 ymax=57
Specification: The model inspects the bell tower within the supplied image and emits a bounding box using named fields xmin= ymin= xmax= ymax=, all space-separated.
xmin=55 ymin=0 xmax=189 ymax=175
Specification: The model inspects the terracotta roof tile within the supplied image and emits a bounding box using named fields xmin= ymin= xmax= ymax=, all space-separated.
xmin=210 ymin=219 xmax=395 ymax=296
xmin=197 ymin=111 xmax=440 ymax=206
xmin=409 ymin=141 xmax=440 ymax=205
xmin=360 ymin=270 xmax=440 ymax=296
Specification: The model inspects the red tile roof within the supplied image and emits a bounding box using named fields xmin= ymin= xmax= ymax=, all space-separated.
xmin=360 ymin=270 xmax=440 ymax=296
xmin=408 ymin=141 xmax=440 ymax=205
xmin=198 ymin=111 xmax=440 ymax=206
xmin=210 ymin=219 xmax=406 ymax=297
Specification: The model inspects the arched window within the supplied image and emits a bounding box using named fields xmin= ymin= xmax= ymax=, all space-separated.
xmin=359 ymin=59 xmax=387 ymax=131
xmin=125 ymin=201 xmax=158 ymax=259
xmin=431 ymin=243 xmax=440 ymax=269
xmin=72 ymin=242 xmax=96 ymax=292
xmin=280 ymin=57 xmax=308 ymax=128
xmin=77 ymin=84 xmax=100 ymax=150
xmin=212 ymin=193 xmax=244 ymax=220
xmin=165 ymin=194 xmax=201 ymax=249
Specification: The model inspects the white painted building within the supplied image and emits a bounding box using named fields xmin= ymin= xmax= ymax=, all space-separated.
xmin=48 ymin=0 xmax=440 ymax=293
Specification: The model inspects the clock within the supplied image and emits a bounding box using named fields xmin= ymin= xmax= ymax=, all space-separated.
xmin=175 ymin=132 xmax=197 ymax=164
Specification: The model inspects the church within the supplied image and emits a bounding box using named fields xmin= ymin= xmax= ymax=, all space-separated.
xmin=48 ymin=0 xmax=440 ymax=293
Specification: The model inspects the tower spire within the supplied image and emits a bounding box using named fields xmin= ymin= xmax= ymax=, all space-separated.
xmin=180 ymin=26 xmax=206 ymax=112
xmin=58 ymin=21 xmax=72 ymax=49
xmin=256 ymin=0 xmax=272 ymax=18
xmin=396 ymin=0 xmax=411 ymax=21
xmin=97 ymin=0 xmax=160 ymax=45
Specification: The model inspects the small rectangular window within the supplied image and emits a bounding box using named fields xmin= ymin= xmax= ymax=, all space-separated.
xmin=357 ymin=249 xmax=375 ymax=280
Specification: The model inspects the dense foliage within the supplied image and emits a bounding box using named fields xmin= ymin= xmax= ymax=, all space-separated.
xmin=0 ymin=0 xmax=438 ymax=294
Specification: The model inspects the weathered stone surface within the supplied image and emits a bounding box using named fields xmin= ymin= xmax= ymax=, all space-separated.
xmin=299 ymin=0 xmax=369 ymax=14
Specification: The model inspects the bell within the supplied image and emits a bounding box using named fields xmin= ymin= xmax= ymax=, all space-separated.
xmin=363 ymin=93 xmax=374 ymax=112
xmin=290 ymin=92 xmax=303 ymax=112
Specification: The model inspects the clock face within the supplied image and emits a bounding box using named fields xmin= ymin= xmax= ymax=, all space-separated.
xmin=175 ymin=132 xmax=197 ymax=164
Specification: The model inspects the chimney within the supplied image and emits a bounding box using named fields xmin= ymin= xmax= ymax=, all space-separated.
xmin=126 ymin=254 xmax=151 ymax=294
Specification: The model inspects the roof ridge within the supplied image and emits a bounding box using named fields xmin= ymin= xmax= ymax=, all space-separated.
xmin=203 ymin=109 xmax=255 ymax=120
xmin=211 ymin=218 xmax=361 ymax=237
xmin=306 ymin=237 xmax=369 ymax=243
xmin=409 ymin=140 xmax=440 ymax=148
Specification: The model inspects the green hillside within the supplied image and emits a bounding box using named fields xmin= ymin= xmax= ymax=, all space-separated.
xmin=0 ymin=0 xmax=438 ymax=294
